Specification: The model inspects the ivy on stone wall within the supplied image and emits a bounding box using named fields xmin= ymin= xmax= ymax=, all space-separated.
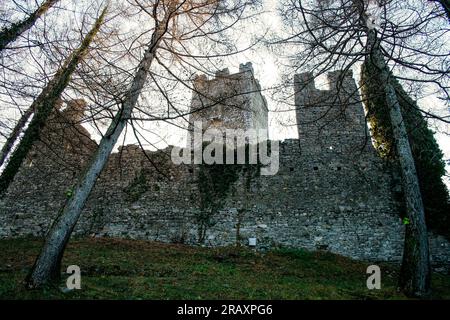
xmin=124 ymin=172 xmax=149 ymax=203
xmin=360 ymin=60 xmax=450 ymax=238
xmin=196 ymin=143 xmax=262 ymax=243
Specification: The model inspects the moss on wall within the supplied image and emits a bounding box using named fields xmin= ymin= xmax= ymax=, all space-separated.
xmin=360 ymin=60 xmax=450 ymax=238
xmin=196 ymin=143 xmax=262 ymax=242
xmin=124 ymin=172 xmax=149 ymax=203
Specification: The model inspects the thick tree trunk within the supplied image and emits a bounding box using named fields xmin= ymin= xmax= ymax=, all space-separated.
xmin=0 ymin=0 xmax=60 ymax=52
xmin=0 ymin=8 xmax=107 ymax=196
xmin=25 ymin=6 xmax=175 ymax=289
xmin=366 ymin=30 xmax=430 ymax=297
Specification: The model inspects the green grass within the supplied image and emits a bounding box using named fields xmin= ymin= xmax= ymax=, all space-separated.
xmin=0 ymin=237 xmax=448 ymax=299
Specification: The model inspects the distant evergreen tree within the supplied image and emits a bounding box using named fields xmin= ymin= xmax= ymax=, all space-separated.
xmin=360 ymin=61 xmax=450 ymax=239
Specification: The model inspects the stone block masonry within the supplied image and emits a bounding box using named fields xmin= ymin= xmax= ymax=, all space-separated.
xmin=188 ymin=62 xmax=268 ymax=146
xmin=0 ymin=64 xmax=448 ymax=273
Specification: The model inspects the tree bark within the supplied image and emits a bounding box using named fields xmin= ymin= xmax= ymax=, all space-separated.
xmin=0 ymin=105 xmax=34 ymax=168
xmin=366 ymin=29 xmax=430 ymax=298
xmin=0 ymin=7 xmax=107 ymax=196
xmin=0 ymin=0 xmax=60 ymax=52
xmin=25 ymin=5 xmax=175 ymax=289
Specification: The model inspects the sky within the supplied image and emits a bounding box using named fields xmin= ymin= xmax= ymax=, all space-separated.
xmin=125 ymin=0 xmax=449 ymax=187
xmin=0 ymin=0 xmax=449 ymax=185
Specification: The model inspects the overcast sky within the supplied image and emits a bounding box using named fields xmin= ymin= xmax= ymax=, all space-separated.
xmin=0 ymin=0 xmax=448 ymax=184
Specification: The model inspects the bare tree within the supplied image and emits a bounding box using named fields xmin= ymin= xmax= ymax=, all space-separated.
xmin=275 ymin=0 xmax=449 ymax=297
xmin=360 ymin=7 xmax=430 ymax=298
xmin=0 ymin=0 xmax=60 ymax=52
xmin=0 ymin=103 xmax=34 ymax=168
xmin=0 ymin=5 xmax=108 ymax=195
xmin=25 ymin=0 xmax=260 ymax=288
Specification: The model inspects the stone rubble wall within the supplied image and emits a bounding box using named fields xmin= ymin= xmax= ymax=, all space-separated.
xmin=188 ymin=62 xmax=268 ymax=146
xmin=0 ymin=68 xmax=448 ymax=274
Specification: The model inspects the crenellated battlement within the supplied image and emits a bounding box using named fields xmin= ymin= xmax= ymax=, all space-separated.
xmin=188 ymin=62 xmax=268 ymax=145
xmin=294 ymin=70 xmax=373 ymax=155
xmin=1 ymin=64 xmax=449 ymax=272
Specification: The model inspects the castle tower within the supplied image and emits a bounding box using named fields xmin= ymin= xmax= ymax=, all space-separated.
xmin=61 ymin=99 xmax=88 ymax=123
xmin=294 ymin=70 xmax=373 ymax=155
xmin=188 ymin=62 xmax=268 ymax=146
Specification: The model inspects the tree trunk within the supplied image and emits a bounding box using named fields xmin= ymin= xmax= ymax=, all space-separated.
xmin=25 ymin=6 xmax=175 ymax=289
xmin=0 ymin=0 xmax=60 ymax=52
xmin=0 ymin=105 xmax=34 ymax=168
xmin=366 ymin=29 xmax=430 ymax=298
xmin=0 ymin=7 xmax=107 ymax=196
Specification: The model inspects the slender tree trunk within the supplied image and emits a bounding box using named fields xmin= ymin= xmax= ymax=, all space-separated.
xmin=0 ymin=0 xmax=60 ymax=52
xmin=25 ymin=6 xmax=175 ymax=289
xmin=0 ymin=99 xmax=65 ymax=168
xmin=0 ymin=98 xmax=63 ymax=168
xmin=366 ymin=29 xmax=430 ymax=298
xmin=0 ymin=105 xmax=34 ymax=168
xmin=0 ymin=7 xmax=107 ymax=196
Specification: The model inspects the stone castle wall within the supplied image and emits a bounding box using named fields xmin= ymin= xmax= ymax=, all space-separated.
xmin=0 ymin=67 xmax=449 ymax=273
xmin=188 ymin=62 xmax=268 ymax=145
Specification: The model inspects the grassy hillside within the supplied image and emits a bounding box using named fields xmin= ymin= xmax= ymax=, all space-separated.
xmin=0 ymin=238 xmax=449 ymax=299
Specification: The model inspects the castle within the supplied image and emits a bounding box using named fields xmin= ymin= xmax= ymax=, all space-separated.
xmin=0 ymin=62 xmax=448 ymax=271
